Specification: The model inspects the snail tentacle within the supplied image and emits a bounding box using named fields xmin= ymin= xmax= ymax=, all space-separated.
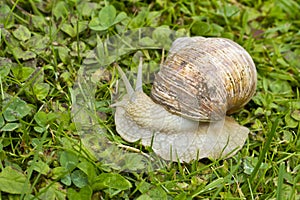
xmin=113 ymin=37 xmax=256 ymax=162
xmin=135 ymin=57 xmax=143 ymax=92
xmin=115 ymin=64 xmax=134 ymax=97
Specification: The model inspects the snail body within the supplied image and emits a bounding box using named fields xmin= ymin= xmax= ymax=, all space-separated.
xmin=113 ymin=37 xmax=257 ymax=162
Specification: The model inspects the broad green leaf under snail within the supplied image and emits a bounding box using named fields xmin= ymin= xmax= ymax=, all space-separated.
xmin=113 ymin=37 xmax=257 ymax=162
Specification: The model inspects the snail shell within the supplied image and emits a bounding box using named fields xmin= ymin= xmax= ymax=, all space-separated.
xmin=113 ymin=37 xmax=257 ymax=162
xmin=151 ymin=37 xmax=257 ymax=121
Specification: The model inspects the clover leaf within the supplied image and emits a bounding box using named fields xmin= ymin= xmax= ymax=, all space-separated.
xmin=89 ymin=5 xmax=127 ymax=31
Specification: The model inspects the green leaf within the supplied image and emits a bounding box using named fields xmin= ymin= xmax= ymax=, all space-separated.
xmin=0 ymin=166 xmax=31 ymax=194
xmin=3 ymin=95 xmax=32 ymax=122
xmin=24 ymin=34 xmax=50 ymax=54
xmin=11 ymin=66 xmax=35 ymax=82
xmin=152 ymin=26 xmax=176 ymax=49
xmin=0 ymin=115 xmax=4 ymax=128
xmin=52 ymin=167 xmax=69 ymax=179
xmin=269 ymin=80 xmax=292 ymax=94
xmin=67 ymin=186 xmax=92 ymax=200
xmin=71 ymin=170 xmax=88 ymax=188
xmin=61 ymin=23 xmax=76 ymax=38
xmin=0 ymin=4 xmax=14 ymax=28
xmin=34 ymin=111 xmax=57 ymax=127
xmin=137 ymin=185 xmax=167 ymax=200
xmin=34 ymin=126 xmax=46 ymax=133
xmin=136 ymin=181 xmax=167 ymax=200
xmin=137 ymin=181 xmax=152 ymax=194
xmin=99 ymin=5 xmax=116 ymax=27
xmin=57 ymin=46 xmax=70 ymax=64
xmin=60 ymin=71 xmax=71 ymax=83
xmin=77 ymin=2 xmax=99 ymax=17
xmin=53 ymin=1 xmax=68 ymax=19
xmin=28 ymin=160 xmax=50 ymax=175
xmin=89 ymin=5 xmax=125 ymax=31
xmin=128 ymin=8 xmax=148 ymax=28
xmin=38 ymin=182 xmax=66 ymax=200
xmin=61 ymin=174 xmax=72 ymax=186
xmin=88 ymin=18 xmax=104 ymax=31
xmin=31 ymin=15 xmax=47 ymax=31
xmin=0 ymin=122 xmax=20 ymax=131
xmin=137 ymin=194 xmax=152 ymax=200
xmin=11 ymin=47 xmax=36 ymax=60
xmin=72 ymin=19 xmax=89 ymax=35
xmin=122 ymin=154 xmax=147 ymax=171
xmin=285 ymin=112 xmax=298 ymax=128
xmin=217 ymin=4 xmax=239 ymax=18
xmin=210 ymin=23 xmax=224 ymax=36
xmin=291 ymin=110 xmax=300 ymax=121
xmin=59 ymin=151 xmax=79 ymax=171
xmin=77 ymin=161 xmax=97 ymax=181
xmin=180 ymin=3 xmax=191 ymax=15
xmin=33 ymin=82 xmax=50 ymax=100
xmin=191 ymin=20 xmax=210 ymax=35
xmin=0 ymin=57 xmax=12 ymax=78
xmin=34 ymin=111 xmax=47 ymax=127
xmin=12 ymin=25 xmax=31 ymax=41
xmin=174 ymin=192 xmax=187 ymax=200
xmin=70 ymin=41 xmax=86 ymax=56
xmin=138 ymin=37 xmax=156 ymax=48
xmin=113 ymin=12 xmax=127 ymax=25
xmin=147 ymin=11 xmax=161 ymax=26
xmin=92 ymin=173 xmax=132 ymax=191
xmin=243 ymin=157 xmax=268 ymax=175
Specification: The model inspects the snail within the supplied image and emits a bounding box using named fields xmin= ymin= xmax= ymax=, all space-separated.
xmin=112 ymin=37 xmax=257 ymax=162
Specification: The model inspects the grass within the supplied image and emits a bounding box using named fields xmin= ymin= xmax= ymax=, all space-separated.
xmin=0 ymin=0 xmax=299 ymax=199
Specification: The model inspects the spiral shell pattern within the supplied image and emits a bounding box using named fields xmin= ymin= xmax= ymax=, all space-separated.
xmin=151 ymin=37 xmax=257 ymax=121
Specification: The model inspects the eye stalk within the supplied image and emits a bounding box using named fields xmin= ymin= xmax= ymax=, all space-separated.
xmin=135 ymin=57 xmax=144 ymax=92
xmin=111 ymin=57 xmax=144 ymax=108
xmin=112 ymin=37 xmax=256 ymax=162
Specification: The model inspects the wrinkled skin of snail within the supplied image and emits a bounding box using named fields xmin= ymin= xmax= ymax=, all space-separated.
xmin=112 ymin=37 xmax=257 ymax=162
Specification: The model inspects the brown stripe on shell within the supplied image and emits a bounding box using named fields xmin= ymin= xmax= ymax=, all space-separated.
xmin=151 ymin=37 xmax=257 ymax=122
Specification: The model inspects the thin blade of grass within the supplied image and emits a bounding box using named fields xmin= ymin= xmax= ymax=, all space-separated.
xmin=276 ymin=162 xmax=285 ymax=200
xmin=192 ymin=178 xmax=224 ymax=198
xmin=249 ymin=117 xmax=279 ymax=182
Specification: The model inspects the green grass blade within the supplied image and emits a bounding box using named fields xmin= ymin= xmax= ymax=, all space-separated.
xmin=249 ymin=117 xmax=279 ymax=182
xmin=276 ymin=162 xmax=285 ymax=200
